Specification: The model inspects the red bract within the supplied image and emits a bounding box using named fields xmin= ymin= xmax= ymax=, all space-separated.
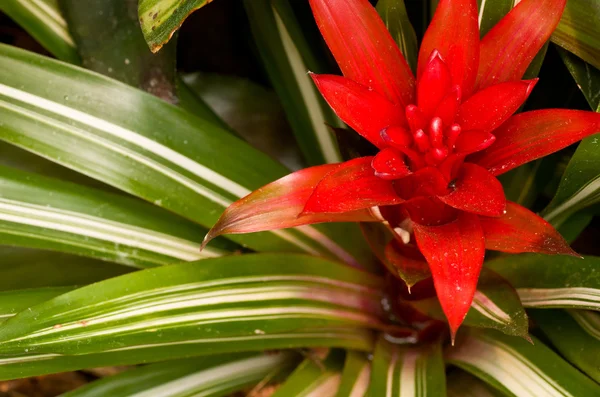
xmin=204 ymin=0 xmax=600 ymax=339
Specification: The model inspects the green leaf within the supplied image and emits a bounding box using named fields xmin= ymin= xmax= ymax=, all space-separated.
xmin=551 ymin=0 xmax=600 ymax=71
xmin=0 ymin=43 xmax=369 ymax=264
xmin=0 ymin=328 xmax=369 ymax=381
xmin=486 ymin=254 xmax=600 ymax=311
xmin=477 ymin=0 xmax=513 ymax=37
xmin=336 ymin=351 xmax=371 ymax=397
xmin=447 ymin=370 xmax=505 ymax=397
xmin=411 ymin=268 xmax=529 ymax=338
xmin=447 ymin=330 xmax=600 ymax=397
xmin=0 ymin=248 xmax=131 ymax=290
xmin=557 ymin=210 xmax=594 ymax=243
xmin=532 ymin=309 xmax=600 ymax=383
xmin=376 ymin=0 xmax=418 ymax=72
xmin=138 ymin=0 xmax=212 ymax=53
xmin=271 ymin=350 xmax=344 ymax=397
xmin=61 ymin=352 xmax=297 ymax=397
xmin=60 ymin=0 xmax=176 ymax=102
xmin=367 ymin=336 xmax=446 ymax=397
xmin=0 ymin=0 xmax=80 ymax=63
xmin=0 ymin=165 xmax=230 ymax=268
xmin=244 ymin=0 xmax=343 ymax=166
xmin=0 ymin=254 xmax=382 ymax=357
xmin=542 ymin=51 xmax=600 ymax=227
xmin=0 ymin=287 xmax=74 ymax=325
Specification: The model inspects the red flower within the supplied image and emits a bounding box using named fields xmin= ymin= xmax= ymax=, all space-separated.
xmin=204 ymin=0 xmax=600 ymax=338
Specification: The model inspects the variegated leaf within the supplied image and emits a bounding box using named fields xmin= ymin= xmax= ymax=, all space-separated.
xmin=447 ymin=330 xmax=600 ymax=397
xmin=336 ymin=351 xmax=371 ymax=397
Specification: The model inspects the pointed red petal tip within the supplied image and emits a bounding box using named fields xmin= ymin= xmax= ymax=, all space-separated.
xmin=481 ymin=201 xmax=580 ymax=257
xmin=302 ymin=157 xmax=404 ymax=215
xmin=418 ymin=49 xmax=452 ymax=118
xmin=457 ymin=79 xmax=538 ymax=133
xmin=477 ymin=0 xmax=567 ymax=90
xmin=418 ymin=0 xmax=480 ymax=96
xmin=413 ymin=212 xmax=485 ymax=337
xmin=201 ymin=164 xmax=382 ymax=249
xmin=472 ymin=110 xmax=600 ymax=175
xmin=309 ymin=0 xmax=415 ymax=106
xmin=310 ymin=73 xmax=406 ymax=148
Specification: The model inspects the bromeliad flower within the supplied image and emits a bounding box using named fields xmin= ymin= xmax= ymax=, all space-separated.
xmin=203 ymin=0 xmax=600 ymax=337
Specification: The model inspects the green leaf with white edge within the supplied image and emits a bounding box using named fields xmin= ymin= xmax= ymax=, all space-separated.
xmin=542 ymin=51 xmax=600 ymax=227
xmin=551 ymin=0 xmax=600 ymax=71
xmin=244 ymin=0 xmax=343 ymax=166
xmin=367 ymin=336 xmax=446 ymax=397
xmin=411 ymin=268 xmax=529 ymax=338
xmin=377 ymin=0 xmax=418 ymax=72
xmin=0 ymin=44 xmax=370 ymax=265
xmin=0 ymin=287 xmax=74 ymax=325
xmin=532 ymin=309 xmax=600 ymax=383
xmin=447 ymin=370 xmax=505 ymax=397
xmin=61 ymin=352 xmax=297 ymax=397
xmin=271 ymin=350 xmax=344 ymax=397
xmin=336 ymin=351 xmax=371 ymax=397
xmin=0 ymin=248 xmax=131 ymax=290
xmin=0 ymin=254 xmax=383 ymax=356
xmin=0 ymin=165 xmax=231 ymax=268
xmin=0 ymin=328 xmax=370 ymax=381
xmin=0 ymin=0 xmax=79 ymax=63
xmin=138 ymin=0 xmax=211 ymax=53
xmin=447 ymin=329 xmax=600 ymax=397
xmin=486 ymin=254 xmax=600 ymax=311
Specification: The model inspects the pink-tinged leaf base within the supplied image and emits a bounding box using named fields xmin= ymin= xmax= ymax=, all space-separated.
xmin=303 ymin=157 xmax=403 ymax=214
xmin=472 ymin=110 xmax=600 ymax=175
xmin=385 ymin=239 xmax=432 ymax=289
xmin=480 ymin=201 xmax=578 ymax=256
xmin=413 ymin=212 xmax=485 ymax=341
xmin=202 ymin=164 xmax=381 ymax=248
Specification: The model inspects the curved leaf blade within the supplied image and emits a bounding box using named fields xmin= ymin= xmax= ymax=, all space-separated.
xmin=367 ymin=336 xmax=446 ymax=397
xmin=551 ymin=0 xmax=600 ymax=71
xmin=0 ymin=165 xmax=229 ymax=267
xmin=532 ymin=309 xmax=600 ymax=383
xmin=376 ymin=0 xmax=418 ymax=73
xmin=486 ymin=254 xmax=600 ymax=311
xmin=336 ymin=351 xmax=371 ymax=397
xmin=0 ymin=287 xmax=74 ymax=325
xmin=62 ymin=352 xmax=297 ymax=397
xmin=271 ymin=350 xmax=344 ymax=397
xmin=447 ymin=330 xmax=600 ymax=397
xmin=0 ymin=0 xmax=79 ymax=63
xmin=138 ymin=0 xmax=212 ymax=53
xmin=447 ymin=370 xmax=505 ymax=397
xmin=0 ymin=43 xmax=369 ymax=264
xmin=0 ymin=254 xmax=383 ymax=356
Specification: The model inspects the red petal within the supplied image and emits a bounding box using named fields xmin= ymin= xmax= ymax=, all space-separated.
xmin=417 ymin=51 xmax=452 ymax=118
xmin=394 ymin=167 xmax=449 ymax=199
xmin=439 ymin=163 xmax=506 ymax=217
xmin=403 ymin=197 xmax=458 ymax=227
xmin=418 ymin=0 xmax=479 ymax=96
xmin=472 ymin=110 xmax=600 ymax=175
xmin=477 ymin=0 xmax=567 ymax=90
xmin=385 ymin=240 xmax=432 ymax=288
xmin=435 ymin=85 xmax=462 ymax=127
xmin=202 ymin=164 xmax=380 ymax=247
xmin=481 ymin=201 xmax=578 ymax=256
xmin=372 ymin=148 xmax=411 ymax=180
xmin=303 ymin=157 xmax=403 ymax=214
xmin=311 ymin=74 xmax=405 ymax=148
xmin=413 ymin=212 xmax=485 ymax=339
xmin=457 ymin=79 xmax=538 ymax=133
xmin=454 ymin=130 xmax=496 ymax=154
xmin=310 ymin=0 xmax=415 ymax=106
